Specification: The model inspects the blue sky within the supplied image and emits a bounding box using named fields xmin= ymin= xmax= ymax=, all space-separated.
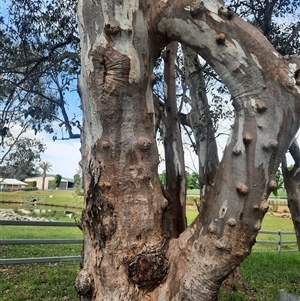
xmin=25 ymin=130 xmax=81 ymax=179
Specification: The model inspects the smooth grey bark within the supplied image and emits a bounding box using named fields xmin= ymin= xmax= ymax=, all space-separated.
xmin=76 ymin=0 xmax=300 ymax=300
xmin=282 ymin=140 xmax=300 ymax=250
xmin=182 ymin=46 xmax=219 ymax=202
xmin=161 ymin=42 xmax=187 ymax=237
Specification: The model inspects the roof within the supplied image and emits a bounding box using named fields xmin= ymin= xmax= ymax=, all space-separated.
xmin=0 ymin=178 xmax=28 ymax=185
xmin=25 ymin=175 xmax=74 ymax=183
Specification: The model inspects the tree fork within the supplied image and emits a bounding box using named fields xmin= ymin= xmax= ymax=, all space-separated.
xmin=77 ymin=0 xmax=300 ymax=299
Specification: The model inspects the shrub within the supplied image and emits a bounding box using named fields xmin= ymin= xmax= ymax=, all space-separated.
xmin=25 ymin=181 xmax=37 ymax=188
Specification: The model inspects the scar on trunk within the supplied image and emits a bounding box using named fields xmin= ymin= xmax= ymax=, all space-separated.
xmin=126 ymin=249 xmax=169 ymax=291
xmin=91 ymin=46 xmax=130 ymax=89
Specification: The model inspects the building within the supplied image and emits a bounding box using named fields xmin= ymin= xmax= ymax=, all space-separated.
xmin=0 ymin=178 xmax=28 ymax=190
xmin=25 ymin=175 xmax=74 ymax=190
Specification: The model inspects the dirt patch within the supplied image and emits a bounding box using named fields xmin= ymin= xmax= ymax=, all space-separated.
xmin=266 ymin=205 xmax=291 ymax=218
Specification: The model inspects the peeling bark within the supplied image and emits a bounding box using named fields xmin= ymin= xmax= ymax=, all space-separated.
xmin=77 ymin=0 xmax=300 ymax=300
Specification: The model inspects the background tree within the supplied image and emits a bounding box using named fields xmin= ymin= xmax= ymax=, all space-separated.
xmin=54 ymin=174 xmax=62 ymax=188
xmin=0 ymin=137 xmax=45 ymax=180
xmin=74 ymin=167 xmax=83 ymax=195
xmin=272 ymin=169 xmax=284 ymax=196
xmin=0 ymin=0 xmax=81 ymax=157
xmin=39 ymin=161 xmax=52 ymax=191
xmin=186 ymin=172 xmax=199 ymax=190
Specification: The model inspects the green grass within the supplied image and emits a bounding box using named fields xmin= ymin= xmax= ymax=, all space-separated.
xmin=0 ymin=212 xmax=82 ymax=300
xmin=186 ymin=208 xmax=198 ymax=225
xmin=0 ymin=262 xmax=79 ymax=301
xmin=1 ymin=224 xmax=82 ymax=260
xmin=219 ymin=252 xmax=300 ymax=301
xmin=187 ymin=189 xmax=200 ymax=196
xmin=1 ymin=197 xmax=298 ymax=300
xmin=0 ymin=190 xmax=83 ymax=208
xmin=253 ymin=215 xmax=297 ymax=251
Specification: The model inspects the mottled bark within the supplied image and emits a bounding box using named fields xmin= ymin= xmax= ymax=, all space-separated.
xmin=76 ymin=2 xmax=168 ymax=299
xmin=282 ymin=140 xmax=300 ymax=250
xmin=182 ymin=46 xmax=219 ymax=201
xmin=77 ymin=0 xmax=300 ymax=300
xmin=162 ymin=42 xmax=187 ymax=238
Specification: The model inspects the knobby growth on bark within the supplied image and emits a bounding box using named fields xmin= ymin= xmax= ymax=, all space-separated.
xmin=75 ymin=0 xmax=300 ymax=300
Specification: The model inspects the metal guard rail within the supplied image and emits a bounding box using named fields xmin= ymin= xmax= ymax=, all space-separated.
xmin=255 ymin=230 xmax=297 ymax=252
xmin=0 ymin=221 xmax=298 ymax=265
xmin=0 ymin=219 xmax=82 ymax=265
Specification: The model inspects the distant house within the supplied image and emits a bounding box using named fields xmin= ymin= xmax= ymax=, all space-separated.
xmin=0 ymin=178 xmax=28 ymax=190
xmin=25 ymin=175 xmax=74 ymax=190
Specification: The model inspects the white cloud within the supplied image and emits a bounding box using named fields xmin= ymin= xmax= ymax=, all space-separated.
xmin=8 ymin=128 xmax=81 ymax=179
xmin=40 ymin=138 xmax=81 ymax=179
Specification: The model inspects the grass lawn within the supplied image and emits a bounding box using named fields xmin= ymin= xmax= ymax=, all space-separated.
xmin=1 ymin=193 xmax=299 ymax=300
xmin=0 ymin=190 xmax=83 ymax=208
xmin=219 ymin=252 xmax=300 ymax=301
xmin=0 ymin=261 xmax=79 ymax=301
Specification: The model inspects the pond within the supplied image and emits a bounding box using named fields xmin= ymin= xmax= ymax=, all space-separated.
xmin=0 ymin=202 xmax=82 ymax=219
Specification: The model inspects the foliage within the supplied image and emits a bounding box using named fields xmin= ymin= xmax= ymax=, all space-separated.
xmin=158 ymin=171 xmax=199 ymax=190
xmin=39 ymin=162 xmax=52 ymax=175
xmin=0 ymin=0 xmax=81 ymax=151
xmin=158 ymin=171 xmax=166 ymax=189
xmin=272 ymin=169 xmax=284 ymax=196
xmin=54 ymin=174 xmax=62 ymax=188
xmin=25 ymin=181 xmax=37 ymax=188
xmin=48 ymin=179 xmax=56 ymax=189
xmin=73 ymin=167 xmax=83 ymax=195
xmin=186 ymin=172 xmax=199 ymax=189
xmin=227 ymin=0 xmax=300 ymax=56
xmin=0 ymin=137 xmax=45 ymax=180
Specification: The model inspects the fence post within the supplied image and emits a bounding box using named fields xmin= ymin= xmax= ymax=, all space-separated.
xmin=278 ymin=230 xmax=282 ymax=252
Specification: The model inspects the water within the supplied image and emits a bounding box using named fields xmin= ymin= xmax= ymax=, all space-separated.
xmin=0 ymin=202 xmax=81 ymax=218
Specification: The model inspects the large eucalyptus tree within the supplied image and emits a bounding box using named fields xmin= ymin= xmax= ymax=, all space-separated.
xmin=76 ymin=0 xmax=300 ymax=300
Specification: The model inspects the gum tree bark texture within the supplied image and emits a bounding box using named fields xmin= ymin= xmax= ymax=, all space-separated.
xmin=282 ymin=140 xmax=300 ymax=250
xmin=162 ymin=42 xmax=187 ymax=238
xmin=182 ymin=45 xmax=219 ymax=202
xmin=76 ymin=0 xmax=300 ymax=300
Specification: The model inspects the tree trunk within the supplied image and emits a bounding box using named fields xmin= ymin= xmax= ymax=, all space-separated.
xmin=42 ymin=172 xmax=46 ymax=191
xmin=162 ymin=42 xmax=187 ymax=237
xmin=282 ymin=140 xmax=300 ymax=250
xmin=76 ymin=0 xmax=300 ymax=300
xmin=182 ymin=45 xmax=245 ymax=292
xmin=181 ymin=45 xmax=219 ymax=202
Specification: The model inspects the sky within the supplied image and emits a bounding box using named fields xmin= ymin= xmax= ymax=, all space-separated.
xmin=16 ymin=114 xmax=227 ymax=179
xmin=23 ymin=130 xmax=82 ymax=179
xmin=21 ymin=113 xmax=299 ymax=180
xmin=1 ymin=1 xmax=298 ymax=180
xmin=40 ymin=137 xmax=81 ymax=179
